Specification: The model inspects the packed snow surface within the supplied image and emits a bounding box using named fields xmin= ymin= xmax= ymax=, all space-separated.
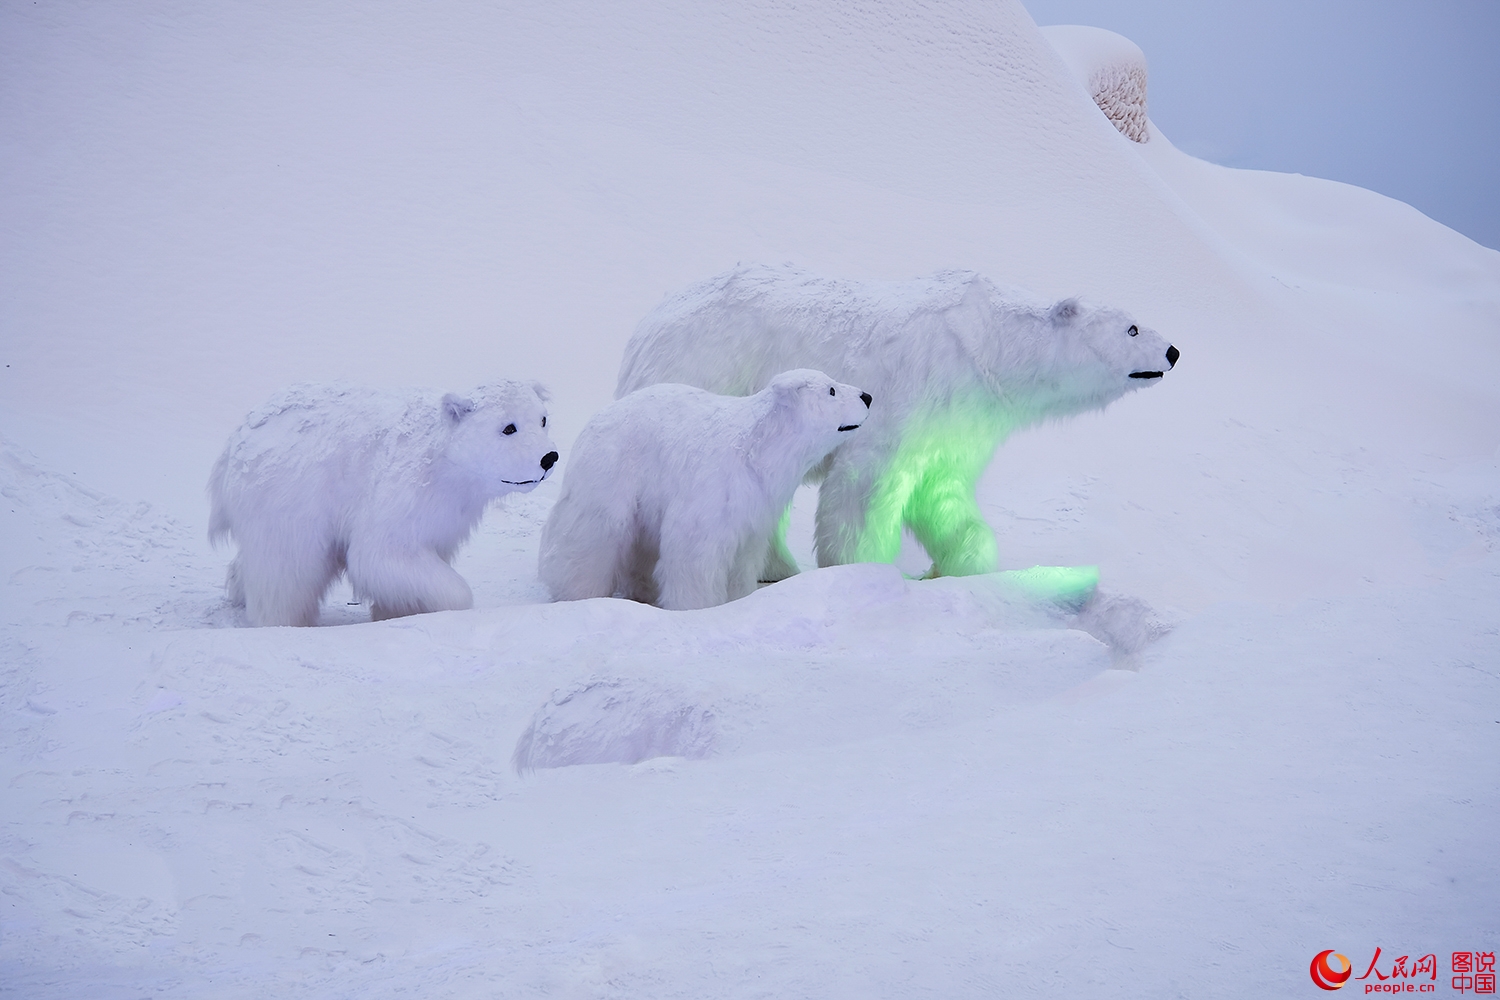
xmin=2 ymin=0 xmax=1497 ymax=996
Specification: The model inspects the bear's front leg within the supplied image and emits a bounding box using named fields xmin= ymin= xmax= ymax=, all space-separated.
xmin=904 ymin=474 xmax=998 ymax=577
xmin=653 ymin=516 xmax=735 ymax=611
xmin=349 ymin=545 xmax=474 ymax=620
xmin=759 ymin=505 xmax=799 ymax=582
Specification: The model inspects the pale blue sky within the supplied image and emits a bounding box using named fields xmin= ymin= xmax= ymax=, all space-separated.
xmin=1024 ymin=0 xmax=1500 ymax=250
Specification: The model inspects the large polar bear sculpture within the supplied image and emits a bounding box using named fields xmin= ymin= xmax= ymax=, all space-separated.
xmin=539 ymin=369 xmax=872 ymax=611
xmin=209 ymin=381 xmax=558 ymax=626
xmin=616 ymin=263 xmax=1179 ymax=579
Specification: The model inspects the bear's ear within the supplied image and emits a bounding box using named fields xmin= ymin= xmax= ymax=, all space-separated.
xmin=1049 ymin=298 xmax=1081 ymax=325
xmin=768 ymin=375 xmax=800 ymax=399
xmin=442 ymin=393 xmax=475 ymax=424
xmin=529 ymin=380 xmax=551 ymax=403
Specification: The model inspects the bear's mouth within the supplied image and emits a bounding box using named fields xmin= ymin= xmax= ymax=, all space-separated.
xmin=1128 ymin=371 xmax=1164 ymax=380
xmin=838 ymin=423 xmax=863 ymax=432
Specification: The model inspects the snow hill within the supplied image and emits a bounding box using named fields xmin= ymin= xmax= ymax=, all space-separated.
xmin=2 ymin=2 xmax=1497 ymax=996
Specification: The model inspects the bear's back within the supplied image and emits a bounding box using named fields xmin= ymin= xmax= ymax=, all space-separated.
xmin=581 ymin=383 xmax=758 ymax=468
xmin=213 ymin=384 xmax=442 ymax=514
xmin=618 ymin=266 xmax=1018 ymax=437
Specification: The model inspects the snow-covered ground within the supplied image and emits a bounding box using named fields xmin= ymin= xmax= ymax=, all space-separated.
xmin=2 ymin=1 xmax=1497 ymax=996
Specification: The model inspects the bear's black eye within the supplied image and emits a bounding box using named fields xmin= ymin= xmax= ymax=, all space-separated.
xmin=1128 ymin=325 xmax=1138 ymax=337
xmin=829 ymin=387 xmax=836 ymax=396
xmin=541 ymin=416 xmax=547 ymax=428
xmin=502 ymin=423 xmax=517 ymax=435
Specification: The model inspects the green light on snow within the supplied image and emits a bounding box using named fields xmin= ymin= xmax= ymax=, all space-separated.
xmin=834 ymin=399 xmax=1101 ymax=607
xmin=996 ymin=565 xmax=1100 ymax=610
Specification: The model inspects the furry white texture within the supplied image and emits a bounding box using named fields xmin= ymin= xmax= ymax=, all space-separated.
xmin=539 ymin=369 xmax=872 ymax=610
xmin=1041 ymin=25 xmax=1151 ymax=143
xmin=209 ymin=381 xmax=556 ymax=626
xmin=616 ymin=263 xmax=1177 ymax=577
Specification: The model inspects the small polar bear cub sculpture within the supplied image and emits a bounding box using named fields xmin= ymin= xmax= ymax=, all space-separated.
xmin=539 ymin=369 xmax=872 ymax=611
xmin=209 ymin=381 xmax=558 ymax=626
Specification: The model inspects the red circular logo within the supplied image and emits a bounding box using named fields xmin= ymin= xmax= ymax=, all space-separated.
xmin=1310 ymin=950 xmax=1353 ymax=990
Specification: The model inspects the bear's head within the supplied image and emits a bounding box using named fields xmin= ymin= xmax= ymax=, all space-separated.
xmin=440 ymin=381 xmax=559 ymax=495
xmin=1023 ymin=298 xmax=1179 ymax=417
xmin=762 ymin=368 xmax=873 ymax=463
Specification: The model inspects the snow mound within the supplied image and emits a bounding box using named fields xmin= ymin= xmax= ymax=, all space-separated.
xmin=0 ymin=435 xmax=223 ymax=628
xmin=512 ymin=680 xmax=719 ymax=772
xmin=1074 ymin=591 xmax=1181 ymax=666
xmin=1041 ymin=25 xmax=1151 ymax=142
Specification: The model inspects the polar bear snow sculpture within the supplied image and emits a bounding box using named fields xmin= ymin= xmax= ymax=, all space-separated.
xmin=209 ymin=381 xmax=557 ymax=626
xmin=539 ymin=369 xmax=872 ymax=611
xmin=617 ymin=264 xmax=1178 ymax=579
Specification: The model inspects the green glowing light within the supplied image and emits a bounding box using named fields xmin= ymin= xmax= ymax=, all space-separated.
xmin=796 ymin=398 xmax=1101 ymax=597
xmin=996 ymin=565 xmax=1100 ymax=610
xmin=853 ymin=397 xmax=1014 ymax=576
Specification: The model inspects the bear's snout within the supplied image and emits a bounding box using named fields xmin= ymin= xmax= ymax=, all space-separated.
xmin=541 ymin=451 xmax=559 ymax=472
xmin=1129 ymin=343 xmax=1179 ymax=381
xmin=860 ymin=392 xmax=872 ymax=408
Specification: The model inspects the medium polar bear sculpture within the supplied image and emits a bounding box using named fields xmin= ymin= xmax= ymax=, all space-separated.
xmin=616 ymin=263 xmax=1179 ymax=579
xmin=209 ymin=381 xmax=558 ymax=626
xmin=539 ymin=369 xmax=872 ymax=611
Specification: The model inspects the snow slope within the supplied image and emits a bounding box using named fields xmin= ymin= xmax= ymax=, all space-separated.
xmin=2 ymin=2 xmax=1497 ymax=996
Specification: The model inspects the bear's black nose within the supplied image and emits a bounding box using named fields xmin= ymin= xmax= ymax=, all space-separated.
xmin=860 ymin=392 xmax=872 ymax=408
xmin=540 ymin=451 xmax=558 ymax=471
xmin=1166 ymin=345 xmax=1180 ymax=368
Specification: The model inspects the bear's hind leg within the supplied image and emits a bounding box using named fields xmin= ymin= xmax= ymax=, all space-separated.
xmin=224 ymin=557 xmax=246 ymax=607
xmin=540 ymin=533 xmax=622 ymax=602
xmin=237 ymin=535 xmax=340 ymax=627
xmin=814 ymin=458 xmax=907 ymax=568
xmin=905 ymin=474 xmax=997 ymax=577
xmin=349 ymin=545 xmax=473 ymax=621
